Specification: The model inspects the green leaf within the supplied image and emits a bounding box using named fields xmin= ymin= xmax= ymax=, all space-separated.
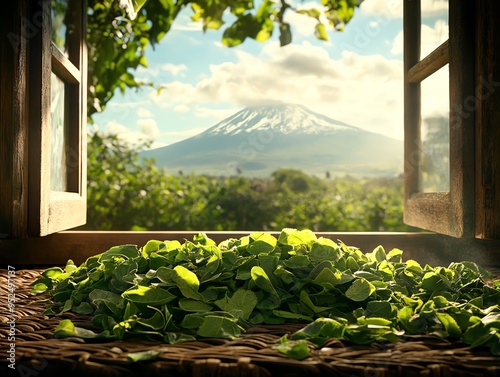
xmin=421 ymin=271 xmax=451 ymax=291
xmin=141 ymin=240 xmax=165 ymax=257
xmin=214 ymin=289 xmax=257 ymax=320
xmin=357 ymin=317 xmax=393 ymax=326
xmin=345 ymin=278 xmax=376 ymax=302
xmin=278 ymin=228 xmax=317 ymax=247
xmin=276 ymin=335 xmax=311 ymax=360
xmin=290 ymin=318 xmax=347 ymax=347
xmin=315 ymin=23 xmax=329 ymax=41
xmin=386 ymin=248 xmax=403 ymax=263
xmin=137 ymin=308 xmax=166 ymax=330
xmin=436 ymin=313 xmax=462 ymax=339
xmin=369 ymin=245 xmax=387 ymax=262
xmin=247 ymin=232 xmax=277 ymax=254
xmin=283 ymin=255 xmax=310 ymax=269
xmin=196 ymin=315 xmax=244 ymax=340
xmin=279 ymin=22 xmax=292 ymax=46
xmin=54 ymin=319 xmax=112 ymax=339
xmin=31 ymin=282 xmax=49 ymax=294
xmin=273 ymin=310 xmax=314 ymax=322
xmin=179 ymin=298 xmax=213 ymax=312
xmin=99 ymin=245 xmax=140 ymax=261
xmin=251 ymin=266 xmax=278 ymax=295
xmin=366 ymin=301 xmax=395 ymax=319
xmin=164 ymin=332 xmax=197 ymax=344
xmin=274 ymin=266 xmax=295 ymax=285
xmin=122 ymin=285 xmax=176 ymax=305
xmin=72 ymin=301 xmax=94 ymax=315
xmin=310 ymin=237 xmax=341 ymax=264
xmin=300 ymin=290 xmax=332 ymax=314
xmin=296 ymin=8 xmax=321 ymax=19
xmin=42 ymin=267 xmax=64 ymax=279
xmin=127 ymin=348 xmax=169 ymax=362
xmin=172 ymin=265 xmax=202 ymax=300
xmin=313 ymin=267 xmax=342 ymax=286
xmin=89 ymin=289 xmax=125 ymax=315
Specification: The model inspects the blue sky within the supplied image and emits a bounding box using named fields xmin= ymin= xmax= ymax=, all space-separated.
xmin=90 ymin=0 xmax=449 ymax=149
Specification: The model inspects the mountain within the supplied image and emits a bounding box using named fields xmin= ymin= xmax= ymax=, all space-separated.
xmin=141 ymin=104 xmax=403 ymax=178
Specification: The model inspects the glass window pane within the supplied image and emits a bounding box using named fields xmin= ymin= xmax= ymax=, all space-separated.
xmin=52 ymin=0 xmax=69 ymax=54
xmin=421 ymin=64 xmax=449 ymax=192
xmin=420 ymin=0 xmax=448 ymax=59
xmin=50 ymin=72 xmax=69 ymax=192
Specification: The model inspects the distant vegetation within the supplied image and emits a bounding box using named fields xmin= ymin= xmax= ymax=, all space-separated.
xmin=82 ymin=130 xmax=413 ymax=232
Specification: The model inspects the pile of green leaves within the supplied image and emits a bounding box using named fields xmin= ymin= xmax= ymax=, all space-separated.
xmin=32 ymin=228 xmax=500 ymax=360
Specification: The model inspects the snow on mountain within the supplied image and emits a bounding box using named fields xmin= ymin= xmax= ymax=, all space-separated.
xmin=204 ymin=104 xmax=358 ymax=136
xmin=141 ymin=103 xmax=403 ymax=178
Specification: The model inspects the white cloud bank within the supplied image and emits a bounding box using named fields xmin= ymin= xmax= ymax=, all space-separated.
xmin=360 ymin=0 xmax=448 ymax=18
xmin=149 ymin=41 xmax=410 ymax=139
xmin=391 ymin=19 xmax=448 ymax=57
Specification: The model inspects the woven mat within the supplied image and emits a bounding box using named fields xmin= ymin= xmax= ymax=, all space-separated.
xmin=1 ymin=269 xmax=499 ymax=377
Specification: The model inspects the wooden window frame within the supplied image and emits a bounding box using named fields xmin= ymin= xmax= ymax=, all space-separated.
xmin=33 ymin=0 xmax=87 ymax=236
xmin=403 ymin=0 xmax=475 ymax=238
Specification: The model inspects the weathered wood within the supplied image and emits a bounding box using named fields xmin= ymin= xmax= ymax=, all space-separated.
xmin=403 ymin=0 xmax=422 ymax=201
xmin=448 ymin=0 xmax=475 ymax=237
xmin=408 ymin=40 xmax=449 ymax=84
xmin=0 ymin=231 xmax=499 ymax=271
xmin=404 ymin=0 xmax=475 ymax=238
xmin=0 ymin=0 xmax=29 ymax=239
xmin=27 ymin=0 xmax=52 ymax=236
xmin=27 ymin=0 xmax=87 ymax=236
xmin=51 ymin=45 xmax=80 ymax=84
xmin=475 ymin=0 xmax=500 ymax=239
xmin=404 ymin=192 xmax=451 ymax=235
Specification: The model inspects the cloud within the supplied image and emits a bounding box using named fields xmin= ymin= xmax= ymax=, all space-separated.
xmin=148 ymin=41 xmax=414 ymax=139
xmin=153 ymin=127 xmax=209 ymax=147
xmin=421 ymin=0 xmax=448 ymax=16
xmin=359 ymin=0 xmax=403 ymax=18
xmin=161 ymin=63 xmax=188 ymax=76
xmin=104 ymin=121 xmax=149 ymax=145
xmin=391 ymin=19 xmax=448 ymax=57
xmin=360 ymin=0 xmax=447 ymax=18
xmin=148 ymin=82 xmax=195 ymax=108
xmin=194 ymin=107 xmax=237 ymax=120
xmin=103 ymin=120 xmax=158 ymax=148
xmin=421 ymin=64 xmax=449 ymax=120
xmin=137 ymin=118 xmax=160 ymax=138
xmin=283 ymin=3 xmax=327 ymax=37
xmin=137 ymin=107 xmax=153 ymax=117
xmin=174 ymin=104 xmax=190 ymax=112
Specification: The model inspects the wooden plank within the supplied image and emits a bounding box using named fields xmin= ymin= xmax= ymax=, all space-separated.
xmin=404 ymin=192 xmax=451 ymax=234
xmin=27 ymin=0 xmax=87 ymax=236
xmin=45 ymin=192 xmax=87 ymax=234
xmin=475 ymin=0 xmax=500 ymax=239
xmin=51 ymin=44 xmax=80 ymax=84
xmin=403 ymin=0 xmax=422 ymax=202
xmin=408 ymin=40 xmax=449 ymax=84
xmin=0 ymin=0 xmax=29 ymax=239
xmin=27 ymin=0 xmax=52 ymax=236
xmin=448 ymin=0 xmax=475 ymax=238
xmin=1 ymin=231 xmax=499 ymax=271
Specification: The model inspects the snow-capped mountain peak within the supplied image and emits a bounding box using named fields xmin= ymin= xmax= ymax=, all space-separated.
xmin=204 ymin=104 xmax=358 ymax=136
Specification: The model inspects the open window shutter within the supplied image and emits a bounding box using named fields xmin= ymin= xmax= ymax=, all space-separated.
xmin=403 ymin=0 xmax=475 ymax=238
xmin=28 ymin=0 xmax=87 ymax=236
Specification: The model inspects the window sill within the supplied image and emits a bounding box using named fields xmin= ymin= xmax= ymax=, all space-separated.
xmin=1 ymin=230 xmax=499 ymax=270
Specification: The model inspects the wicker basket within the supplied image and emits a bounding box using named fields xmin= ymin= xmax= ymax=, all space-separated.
xmin=1 ymin=269 xmax=499 ymax=377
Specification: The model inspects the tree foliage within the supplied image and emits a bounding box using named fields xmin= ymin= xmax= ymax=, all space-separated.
xmin=86 ymin=0 xmax=364 ymax=119
xmin=83 ymin=131 xmax=412 ymax=232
